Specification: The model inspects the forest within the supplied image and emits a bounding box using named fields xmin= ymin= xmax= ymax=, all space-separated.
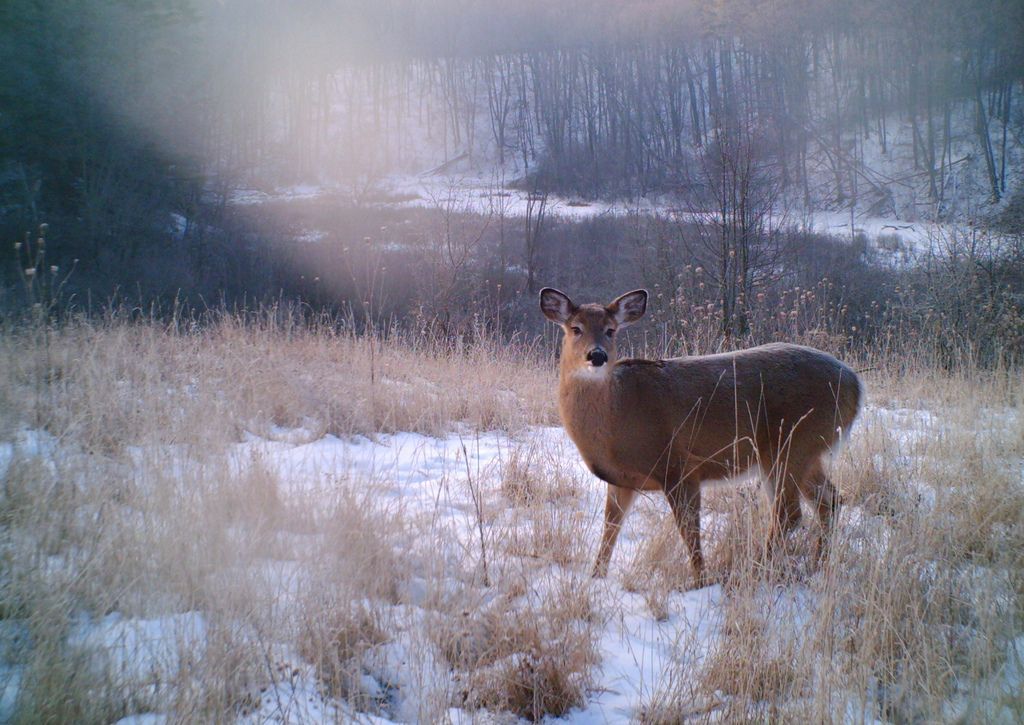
xmin=2 ymin=0 xmax=1023 ymax=357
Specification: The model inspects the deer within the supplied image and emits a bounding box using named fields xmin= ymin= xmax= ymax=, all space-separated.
xmin=540 ymin=288 xmax=862 ymax=588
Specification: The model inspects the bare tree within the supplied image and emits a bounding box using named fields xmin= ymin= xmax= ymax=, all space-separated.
xmin=524 ymin=188 xmax=549 ymax=295
xmin=686 ymin=124 xmax=786 ymax=340
xmin=421 ymin=180 xmax=493 ymax=332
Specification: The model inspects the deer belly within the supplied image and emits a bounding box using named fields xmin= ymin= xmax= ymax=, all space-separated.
xmin=586 ymin=449 xmax=672 ymax=491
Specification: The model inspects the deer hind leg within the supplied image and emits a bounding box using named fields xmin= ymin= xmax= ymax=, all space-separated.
xmin=762 ymin=460 xmax=804 ymax=559
xmin=593 ymin=484 xmax=637 ymax=578
xmin=797 ymin=456 xmax=841 ymax=562
xmin=664 ymin=479 xmax=707 ymax=589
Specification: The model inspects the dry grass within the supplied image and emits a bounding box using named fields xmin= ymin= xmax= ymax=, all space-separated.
xmin=0 ymin=309 xmax=556 ymax=449
xmin=437 ymin=578 xmax=599 ymax=721
xmin=0 ymin=310 xmax=1022 ymax=722
xmin=298 ymin=597 xmax=392 ymax=709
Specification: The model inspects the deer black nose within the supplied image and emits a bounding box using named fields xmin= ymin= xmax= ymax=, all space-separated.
xmin=586 ymin=348 xmax=608 ymax=367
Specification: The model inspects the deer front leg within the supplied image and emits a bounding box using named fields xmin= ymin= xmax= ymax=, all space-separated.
xmin=664 ymin=480 xmax=707 ymax=589
xmin=593 ymin=484 xmax=637 ymax=578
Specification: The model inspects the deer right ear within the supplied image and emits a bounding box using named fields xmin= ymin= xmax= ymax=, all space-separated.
xmin=540 ymin=288 xmax=575 ymax=324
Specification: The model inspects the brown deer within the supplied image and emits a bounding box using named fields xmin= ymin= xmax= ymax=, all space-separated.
xmin=540 ymin=288 xmax=862 ymax=587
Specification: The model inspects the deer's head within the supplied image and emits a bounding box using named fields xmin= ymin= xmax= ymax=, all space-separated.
xmin=540 ymin=288 xmax=648 ymax=376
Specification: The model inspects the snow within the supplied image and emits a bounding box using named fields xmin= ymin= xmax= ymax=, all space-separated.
xmin=238 ymin=656 xmax=348 ymax=724
xmin=115 ymin=716 xmax=168 ymax=725
xmin=224 ymin=167 xmax=997 ymax=260
xmin=67 ymin=612 xmax=208 ymax=705
xmin=571 ymin=583 xmax=723 ymax=722
xmin=1 ymin=422 xmax=729 ymax=721
xmin=0 ymin=657 xmax=21 ymax=725
xmin=405 ymin=174 xmax=1018 ymax=258
xmin=230 ymin=184 xmax=330 ymax=206
xmin=2 ymin=400 xmax=1020 ymax=722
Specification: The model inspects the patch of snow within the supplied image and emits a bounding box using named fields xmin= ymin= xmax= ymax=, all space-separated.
xmin=578 ymin=584 xmax=723 ymax=722
xmin=295 ymin=229 xmax=328 ymax=243
xmin=239 ymin=650 xmax=349 ymax=724
xmin=0 ymin=662 xmax=22 ymax=724
xmin=114 ymin=715 xmax=169 ymax=725
xmin=0 ymin=428 xmax=62 ymax=480
xmin=65 ymin=612 xmax=207 ymax=711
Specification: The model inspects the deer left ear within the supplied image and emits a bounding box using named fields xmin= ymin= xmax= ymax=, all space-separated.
xmin=608 ymin=289 xmax=648 ymax=327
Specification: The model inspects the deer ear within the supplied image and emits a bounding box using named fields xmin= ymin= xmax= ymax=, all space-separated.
xmin=608 ymin=289 xmax=648 ymax=327
xmin=540 ymin=288 xmax=575 ymax=324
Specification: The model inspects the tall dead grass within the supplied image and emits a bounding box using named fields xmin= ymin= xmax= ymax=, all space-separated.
xmin=0 ymin=309 xmax=1021 ymax=721
xmin=0 ymin=307 xmax=556 ymax=449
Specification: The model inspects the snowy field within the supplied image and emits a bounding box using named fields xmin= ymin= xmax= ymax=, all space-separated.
xmin=2 ymin=383 xmax=1021 ymax=722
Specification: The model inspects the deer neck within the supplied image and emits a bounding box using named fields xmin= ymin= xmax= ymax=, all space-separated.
xmin=557 ymin=357 xmax=615 ymax=436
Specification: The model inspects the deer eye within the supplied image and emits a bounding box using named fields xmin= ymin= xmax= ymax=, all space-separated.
xmin=605 ymin=328 xmax=615 ymax=337
xmin=570 ymin=326 xmax=582 ymax=336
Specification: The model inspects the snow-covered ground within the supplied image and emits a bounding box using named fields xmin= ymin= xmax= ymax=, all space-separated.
xmin=224 ymin=426 xmax=724 ymax=723
xmin=2 ymin=400 xmax=1021 ymax=723
xmin=227 ymin=169 xmax=988 ymax=258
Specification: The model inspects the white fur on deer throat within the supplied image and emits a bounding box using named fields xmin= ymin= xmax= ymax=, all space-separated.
xmin=571 ymin=365 xmax=611 ymax=381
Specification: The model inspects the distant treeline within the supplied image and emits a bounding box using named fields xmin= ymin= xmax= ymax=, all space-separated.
xmin=10 ymin=198 xmax=1022 ymax=366
xmin=1 ymin=1 xmax=1023 ymax=362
